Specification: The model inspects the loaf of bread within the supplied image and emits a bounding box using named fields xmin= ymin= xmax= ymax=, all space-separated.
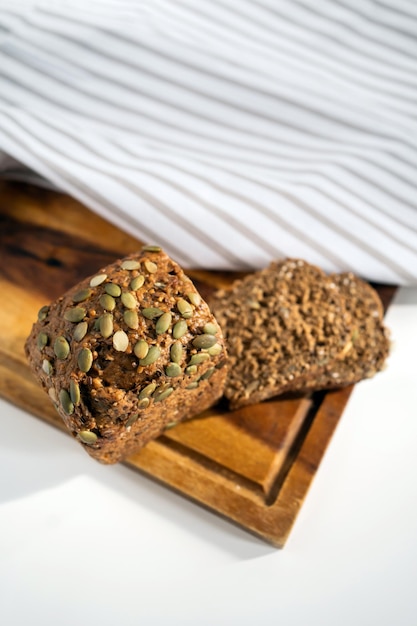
xmin=210 ymin=259 xmax=389 ymax=410
xmin=25 ymin=246 xmax=227 ymax=463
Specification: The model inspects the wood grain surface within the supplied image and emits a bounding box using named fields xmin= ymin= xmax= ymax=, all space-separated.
xmin=0 ymin=181 xmax=395 ymax=546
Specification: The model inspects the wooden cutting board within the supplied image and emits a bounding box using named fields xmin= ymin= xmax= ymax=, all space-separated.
xmin=0 ymin=181 xmax=395 ymax=547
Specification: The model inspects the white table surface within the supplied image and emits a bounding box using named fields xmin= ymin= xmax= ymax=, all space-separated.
xmin=1 ymin=287 xmax=416 ymax=626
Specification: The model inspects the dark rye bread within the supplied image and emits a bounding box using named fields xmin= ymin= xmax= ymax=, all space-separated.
xmin=210 ymin=259 xmax=353 ymax=410
xmin=301 ymin=273 xmax=390 ymax=390
xmin=25 ymin=246 xmax=227 ymax=464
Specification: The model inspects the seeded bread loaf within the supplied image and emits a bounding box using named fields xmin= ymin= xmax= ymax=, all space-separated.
xmin=210 ymin=259 xmax=353 ymax=410
xmin=25 ymin=246 xmax=227 ymax=463
xmin=300 ymin=272 xmax=390 ymax=390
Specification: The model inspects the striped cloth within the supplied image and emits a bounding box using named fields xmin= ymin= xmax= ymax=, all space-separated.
xmin=1 ymin=0 xmax=417 ymax=284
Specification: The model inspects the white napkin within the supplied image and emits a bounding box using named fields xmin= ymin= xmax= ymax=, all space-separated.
xmin=1 ymin=0 xmax=416 ymax=284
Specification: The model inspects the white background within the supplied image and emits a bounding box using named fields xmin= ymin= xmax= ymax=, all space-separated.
xmin=1 ymin=287 xmax=416 ymax=626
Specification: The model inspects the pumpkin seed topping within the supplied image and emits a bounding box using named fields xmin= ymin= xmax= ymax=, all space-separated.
xmin=48 ymin=387 xmax=58 ymax=403
xmin=42 ymin=359 xmax=53 ymax=375
xmin=186 ymin=382 xmax=199 ymax=390
xmin=173 ymin=319 xmax=188 ymax=339
xmin=203 ymin=322 xmax=218 ymax=335
xmin=185 ymin=365 xmax=197 ymax=376
xmin=201 ymin=367 xmax=215 ymax=380
xmin=177 ymin=298 xmax=193 ymax=318
xmin=215 ymin=359 xmax=227 ymax=370
xmin=170 ymin=340 xmax=183 ymax=363
xmin=187 ymin=292 xmax=201 ymax=306
xmin=38 ymin=305 xmax=49 ymax=321
xmin=78 ymin=347 xmax=93 ymax=372
xmin=70 ymin=379 xmax=81 ymax=405
xmin=155 ymin=312 xmax=172 ymax=335
xmin=207 ymin=343 xmax=222 ymax=356
xmin=37 ymin=332 xmax=49 ymax=350
xmin=54 ymin=336 xmax=70 ymax=360
xmin=141 ymin=307 xmax=164 ymax=319
xmin=124 ymin=310 xmax=139 ymax=329
xmin=138 ymin=382 xmax=157 ymax=399
xmin=192 ymin=334 xmax=217 ymax=350
xmin=72 ymin=288 xmax=92 ymax=303
xmin=121 ymin=259 xmax=140 ymax=270
xmin=139 ymin=345 xmax=161 ymax=366
xmin=99 ymin=294 xmax=116 ymax=311
xmin=113 ymin=330 xmax=129 ymax=352
xmin=165 ymin=362 xmax=182 ymax=377
xmin=90 ymin=274 xmax=107 ymax=287
xmin=59 ymin=389 xmax=74 ymax=415
xmin=144 ymin=260 xmax=157 ymax=274
xmin=125 ymin=413 xmax=140 ymax=428
xmin=189 ymin=353 xmax=210 ymax=366
xmin=121 ymin=291 xmax=138 ymax=309
xmin=138 ymin=397 xmax=150 ymax=410
xmin=130 ymin=275 xmax=145 ymax=291
xmin=73 ymin=321 xmax=88 ymax=342
xmin=153 ymin=386 xmax=174 ymax=403
xmin=64 ymin=307 xmax=86 ymax=323
xmin=142 ymin=245 xmax=161 ymax=253
xmin=105 ymin=283 xmax=121 ymax=297
xmin=134 ymin=340 xmax=149 ymax=360
xmin=154 ymin=281 xmax=166 ymax=289
xmin=99 ymin=313 xmax=113 ymax=338
xmin=78 ymin=430 xmax=98 ymax=444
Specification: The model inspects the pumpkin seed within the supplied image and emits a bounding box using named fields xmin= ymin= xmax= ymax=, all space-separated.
xmin=121 ymin=259 xmax=140 ymax=270
xmin=189 ymin=353 xmax=210 ymax=366
xmin=37 ymin=332 xmax=49 ymax=350
xmin=165 ymin=362 xmax=182 ymax=377
xmin=48 ymin=387 xmax=57 ymax=403
xmin=38 ymin=305 xmax=49 ymax=321
xmin=134 ymin=340 xmax=149 ymax=360
xmin=142 ymin=245 xmax=161 ymax=252
xmin=192 ymin=334 xmax=217 ymax=349
xmin=126 ymin=413 xmax=140 ymax=428
xmin=215 ymin=359 xmax=227 ymax=369
xmin=78 ymin=430 xmax=98 ymax=444
xmin=144 ymin=260 xmax=157 ymax=273
xmin=203 ymin=322 xmax=218 ymax=335
xmin=90 ymin=273 xmax=107 ymax=287
xmin=139 ymin=345 xmax=161 ymax=366
xmin=153 ymin=386 xmax=174 ymax=403
xmin=185 ymin=365 xmax=197 ymax=376
xmin=105 ymin=283 xmax=121 ymax=297
xmin=186 ymin=382 xmax=199 ymax=390
xmin=42 ymin=359 xmax=52 ymax=375
xmin=207 ymin=343 xmax=222 ymax=356
xmin=64 ymin=307 xmax=86 ymax=323
xmin=141 ymin=307 xmax=164 ymax=319
xmin=201 ymin=367 xmax=215 ymax=380
xmin=99 ymin=294 xmax=116 ymax=311
xmin=187 ymin=292 xmax=201 ymax=306
xmin=99 ymin=313 xmax=113 ymax=339
xmin=59 ymin=389 xmax=74 ymax=415
xmin=93 ymin=318 xmax=101 ymax=331
xmin=78 ymin=347 xmax=93 ymax=372
xmin=113 ymin=330 xmax=129 ymax=352
xmin=173 ymin=319 xmax=188 ymax=339
xmin=138 ymin=397 xmax=150 ymax=409
xmin=70 ymin=379 xmax=80 ymax=405
xmin=124 ymin=310 xmax=139 ymax=329
xmin=54 ymin=336 xmax=70 ymax=360
xmin=170 ymin=341 xmax=183 ymax=363
xmin=155 ymin=312 xmax=172 ymax=335
xmin=121 ymin=292 xmax=138 ymax=310
xmin=154 ymin=281 xmax=166 ymax=289
xmin=73 ymin=321 xmax=88 ymax=342
xmin=177 ymin=298 xmax=193 ymax=318
xmin=130 ymin=275 xmax=145 ymax=291
xmin=72 ymin=288 xmax=92 ymax=303
xmin=139 ymin=382 xmax=156 ymax=399
xmin=164 ymin=420 xmax=178 ymax=429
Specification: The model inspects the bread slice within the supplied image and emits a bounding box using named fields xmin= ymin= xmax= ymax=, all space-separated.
xmin=210 ymin=259 xmax=352 ymax=409
xmin=25 ymin=246 xmax=227 ymax=463
xmin=300 ymin=273 xmax=390 ymax=390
